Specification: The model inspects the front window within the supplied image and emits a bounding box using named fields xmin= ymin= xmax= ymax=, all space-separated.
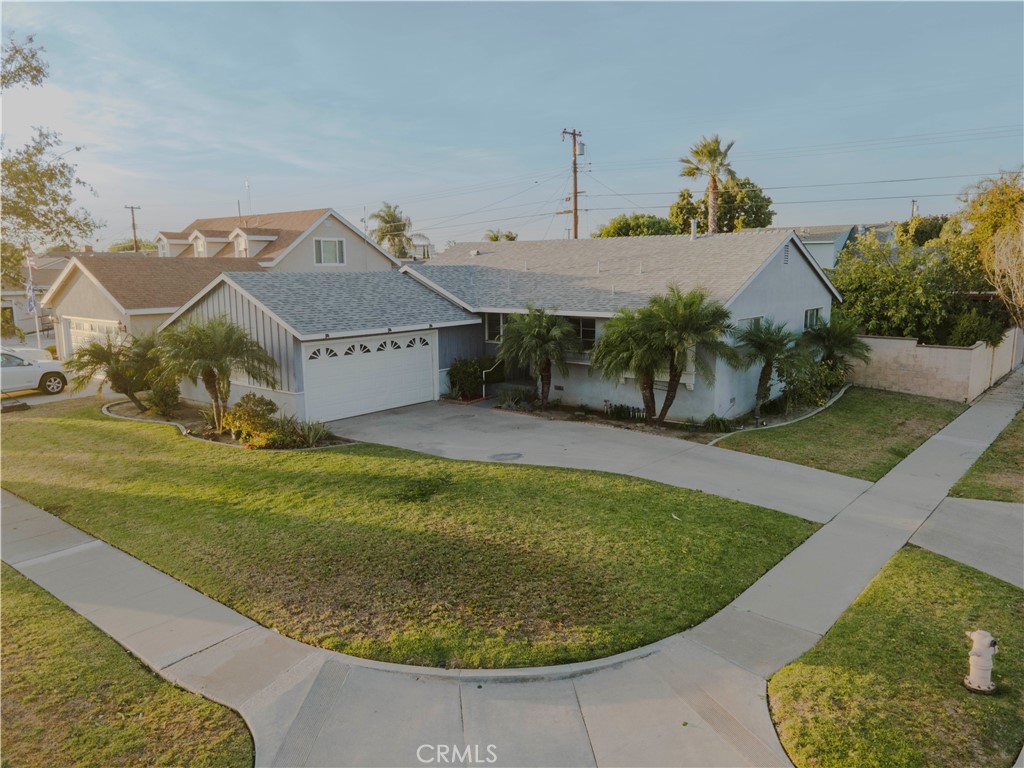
xmin=315 ymin=239 xmax=345 ymax=265
xmin=485 ymin=313 xmax=506 ymax=342
xmin=570 ymin=317 xmax=596 ymax=351
xmin=804 ymin=307 xmax=822 ymax=330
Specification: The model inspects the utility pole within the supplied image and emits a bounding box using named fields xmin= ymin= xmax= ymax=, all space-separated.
xmin=561 ymin=129 xmax=583 ymax=239
xmin=910 ymin=199 xmax=918 ymax=219
xmin=124 ymin=205 xmax=142 ymax=252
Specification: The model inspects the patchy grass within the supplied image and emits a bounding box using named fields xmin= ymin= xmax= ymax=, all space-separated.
xmin=769 ymin=547 xmax=1024 ymax=768
xmin=0 ymin=564 xmax=252 ymax=768
xmin=718 ymin=388 xmax=967 ymax=481
xmin=0 ymin=399 xmax=816 ymax=669
xmin=951 ymin=409 xmax=1023 ymax=503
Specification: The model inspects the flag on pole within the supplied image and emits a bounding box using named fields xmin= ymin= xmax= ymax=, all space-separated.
xmin=26 ymin=282 xmax=36 ymax=316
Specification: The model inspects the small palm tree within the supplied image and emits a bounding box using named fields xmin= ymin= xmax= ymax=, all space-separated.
xmin=645 ymin=287 xmax=738 ymax=425
xmin=679 ymin=135 xmax=738 ymax=234
xmin=732 ymin=318 xmax=799 ymax=421
xmin=801 ymin=314 xmax=872 ymax=376
xmin=590 ymin=308 xmax=661 ymax=423
xmin=369 ymin=202 xmax=414 ymax=259
xmin=65 ymin=332 xmax=158 ymax=412
xmin=498 ymin=307 xmax=580 ymax=408
xmin=157 ymin=316 xmax=278 ymax=431
xmin=484 ymin=229 xmax=518 ymax=242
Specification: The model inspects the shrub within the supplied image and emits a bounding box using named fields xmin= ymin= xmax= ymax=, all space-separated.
xmin=223 ymin=393 xmax=278 ymax=441
xmin=605 ymin=403 xmax=646 ymax=421
xmin=147 ymin=379 xmax=180 ymax=418
xmin=447 ymin=355 xmax=504 ymax=400
xmin=45 ymin=345 xmax=56 ymax=359
xmin=947 ymin=309 xmax=1006 ymax=348
xmin=294 ymin=419 xmax=335 ymax=448
xmin=778 ymin=355 xmax=846 ymax=414
xmin=246 ymin=414 xmax=303 ymax=450
xmin=701 ymin=413 xmax=734 ymax=433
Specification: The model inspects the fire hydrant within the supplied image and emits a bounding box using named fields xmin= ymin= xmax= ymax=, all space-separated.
xmin=964 ymin=629 xmax=998 ymax=694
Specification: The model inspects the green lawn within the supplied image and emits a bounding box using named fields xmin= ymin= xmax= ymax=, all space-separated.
xmin=0 ymin=399 xmax=816 ymax=669
xmin=769 ymin=547 xmax=1024 ymax=768
xmin=718 ymin=388 xmax=968 ymax=481
xmin=950 ymin=409 xmax=1024 ymax=503
xmin=0 ymin=564 xmax=252 ymax=768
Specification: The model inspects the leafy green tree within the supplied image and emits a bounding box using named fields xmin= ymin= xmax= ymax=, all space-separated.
xmin=2 ymin=241 xmax=25 ymax=289
xmin=679 ymin=135 xmax=738 ymax=234
xmin=800 ymin=314 xmax=872 ymax=376
xmin=369 ymin=202 xmax=414 ymax=259
xmin=109 ymin=239 xmax=159 ymax=252
xmin=669 ymin=177 xmax=775 ymax=234
xmin=590 ymin=308 xmax=661 ymax=423
xmin=644 ymin=287 xmax=737 ymax=425
xmin=2 ymin=309 xmax=25 ymax=341
xmin=484 ymin=229 xmax=518 ymax=241
xmin=593 ymin=213 xmax=679 ymax=238
xmin=497 ymin=307 xmax=580 ymax=409
xmin=157 ymin=316 xmax=279 ymax=431
xmin=895 ymin=215 xmax=950 ymax=247
xmin=1 ymin=34 xmax=99 ymax=251
xmin=65 ymin=333 xmax=159 ymax=413
xmin=732 ymin=318 xmax=799 ymax=421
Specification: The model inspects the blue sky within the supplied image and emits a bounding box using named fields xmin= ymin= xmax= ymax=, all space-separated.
xmin=3 ymin=1 xmax=1022 ymax=247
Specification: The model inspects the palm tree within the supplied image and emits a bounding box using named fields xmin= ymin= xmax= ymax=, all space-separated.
xmin=679 ymin=135 xmax=738 ymax=234
xmin=732 ymin=318 xmax=799 ymax=421
xmin=645 ymin=287 xmax=738 ymax=425
xmin=801 ymin=314 xmax=872 ymax=376
xmin=157 ymin=316 xmax=278 ymax=431
xmin=484 ymin=229 xmax=518 ymax=242
xmin=369 ymin=202 xmax=414 ymax=258
xmin=590 ymin=308 xmax=661 ymax=423
xmin=497 ymin=307 xmax=580 ymax=408
xmin=65 ymin=332 xmax=159 ymax=412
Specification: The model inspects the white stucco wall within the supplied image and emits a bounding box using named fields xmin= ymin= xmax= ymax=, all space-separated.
xmin=270 ymin=216 xmax=395 ymax=272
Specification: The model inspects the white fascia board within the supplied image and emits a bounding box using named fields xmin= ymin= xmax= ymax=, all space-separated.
xmin=259 ymin=209 xmax=401 ymax=268
xmin=156 ymin=234 xmax=189 ymax=245
xmin=296 ymin=318 xmax=480 ymax=343
xmin=39 ymin=257 xmax=129 ymax=315
xmin=398 ymin=266 xmax=477 ymax=312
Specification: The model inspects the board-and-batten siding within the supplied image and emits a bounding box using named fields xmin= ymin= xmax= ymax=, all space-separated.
xmin=182 ymin=282 xmax=301 ymax=393
xmin=437 ymin=323 xmax=484 ymax=369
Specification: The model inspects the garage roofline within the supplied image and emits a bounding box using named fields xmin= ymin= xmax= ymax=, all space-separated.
xmin=297 ymin=318 xmax=480 ymax=343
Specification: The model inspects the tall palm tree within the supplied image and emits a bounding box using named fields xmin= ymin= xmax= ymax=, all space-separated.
xmin=801 ymin=314 xmax=872 ymax=376
xmin=732 ymin=318 xmax=799 ymax=421
xmin=679 ymin=135 xmax=738 ymax=234
xmin=369 ymin=202 xmax=414 ymax=259
xmin=497 ymin=307 xmax=580 ymax=408
xmin=590 ymin=308 xmax=661 ymax=423
xmin=157 ymin=315 xmax=278 ymax=431
xmin=645 ymin=287 xmax=738 ymax=425
xmin=65 ymin=332 xmax=159 ymax=412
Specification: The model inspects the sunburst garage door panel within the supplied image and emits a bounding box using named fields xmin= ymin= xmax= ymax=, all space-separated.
xmin=302 ymin=331 xmax=437 ymax=421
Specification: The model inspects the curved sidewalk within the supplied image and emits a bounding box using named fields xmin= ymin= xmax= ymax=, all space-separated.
xmin=2 ymin=371 xmax=1021 ymax=767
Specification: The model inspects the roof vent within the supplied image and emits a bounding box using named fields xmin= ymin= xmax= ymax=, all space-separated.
xmin=469 ymin=249 xmax=480 ymax=257
xmin=783 ymin=244 xmax=790 ymax=265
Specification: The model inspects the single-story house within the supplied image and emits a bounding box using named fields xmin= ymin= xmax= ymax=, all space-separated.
xmin=160 ymin=270 xmax=482 ymax=421
xmin=405 ymin=229 xmax=841 ymax=421
xmin=41 ymin=256 xmax=265 ymax=358
xmin=42 ymin=208 xmax=401 ymax=358
xmin=164 ymin=229 xmax=840 ymax=423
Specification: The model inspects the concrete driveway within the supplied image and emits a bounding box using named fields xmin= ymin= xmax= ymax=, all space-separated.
xmin=329 ymin=402 xmax=871 ymax=524
xmin=1 ymin=378 xmax=109 ymax=407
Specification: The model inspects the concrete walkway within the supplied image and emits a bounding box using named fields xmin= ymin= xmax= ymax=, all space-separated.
xmin=3 ymin=371 xmax=1021 ymax=767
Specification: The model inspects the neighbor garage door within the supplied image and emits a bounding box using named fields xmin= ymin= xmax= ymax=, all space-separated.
xmin=302 ymin=331 xmax=437 ymax=421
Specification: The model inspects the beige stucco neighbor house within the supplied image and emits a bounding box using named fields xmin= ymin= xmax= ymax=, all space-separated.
xmin=43 ymin=208 xmax=399 ymax=358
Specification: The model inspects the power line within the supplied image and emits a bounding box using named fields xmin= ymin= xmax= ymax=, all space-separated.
xmin=579 ymin=191 xmax=965 ymax=213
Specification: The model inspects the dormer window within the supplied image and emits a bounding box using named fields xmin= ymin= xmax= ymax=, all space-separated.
xmin=157 ymin=239 xmax=169 ymax=258
xmin=234 ymin=237 xmax=247 ymax=258
xmin=195 ymin=238 xmax=207 ymax=258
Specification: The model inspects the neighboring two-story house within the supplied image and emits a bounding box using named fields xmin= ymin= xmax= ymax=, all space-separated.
xmin=43 ymin=208 xmax=398 ymax=358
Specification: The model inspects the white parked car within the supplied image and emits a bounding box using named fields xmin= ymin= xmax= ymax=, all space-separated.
xmin=1 ymin=346 xmax=55 ymax=362
xmin=1 ymin=352 xmax=67 ymax=394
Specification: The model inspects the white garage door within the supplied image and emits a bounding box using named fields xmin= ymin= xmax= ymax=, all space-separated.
xmin=302 ymin=331 xmax=437 ymax=421
xmin=67 ymin=318 xmax=121 ymax=353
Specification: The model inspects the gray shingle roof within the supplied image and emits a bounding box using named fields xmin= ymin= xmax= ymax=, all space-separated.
xmin=223 ymin=270 xmax=478 ymax=337
xmin=413 ymin=229 xmax=797 ymax=313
